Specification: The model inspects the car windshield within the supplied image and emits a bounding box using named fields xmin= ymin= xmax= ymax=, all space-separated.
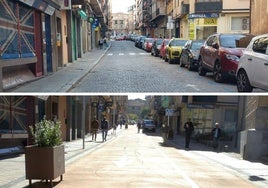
xmin=156 ymin=39 xmax=164 ymax=45
xmin=146 ymin=38 xmax=154 ymax=43
xmin=191 ymin=41 xmax=204 ymax=50
xmin=220 ymin=35 xmax=246 ymax=48
xmin=170 ymin=40 xmax=188 ymax=47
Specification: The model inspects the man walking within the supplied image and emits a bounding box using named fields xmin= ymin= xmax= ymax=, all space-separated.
xmin=212 ymin=122 xmax=222 ymax=150
xmin=184 ymin=119 xmax=194 ymax=149
xmin=101 ymin=117 xmax=109 ymax=142
xmin=91 ymin=116 xmax=99 ymax=141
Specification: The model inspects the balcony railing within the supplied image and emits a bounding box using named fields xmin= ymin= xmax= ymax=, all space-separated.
xmin=151 ymin=7 xmax=166 ymax=20
xmin=195 ymin=1 xmax=222 ymax=13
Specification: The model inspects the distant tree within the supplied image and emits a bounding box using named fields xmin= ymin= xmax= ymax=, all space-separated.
xmin=128 ymin=113 xmax=138 ymax=121
xmin=140 ymin=107 xmax=150 ymax=119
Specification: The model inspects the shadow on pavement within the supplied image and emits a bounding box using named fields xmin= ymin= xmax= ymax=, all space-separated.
xmin=22 ymin=179 xmax=61 ymax=188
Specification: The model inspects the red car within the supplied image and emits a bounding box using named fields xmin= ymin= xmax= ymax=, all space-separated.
xmin=159 ymin=39 xmax=170 ymax=60
xmin=198 ymin=33 xmax=253 ymax=82
xmin=143 ymin=38 xmax=155 ymax=52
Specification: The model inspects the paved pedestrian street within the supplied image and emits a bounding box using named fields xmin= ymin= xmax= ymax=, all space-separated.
xmin=0 ymin=126 xmax=268 ymax=188
xmin=55 ymin=126 xmax=267 ymax=188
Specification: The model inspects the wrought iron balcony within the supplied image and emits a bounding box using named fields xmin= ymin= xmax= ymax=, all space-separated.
xmin=195 ymin=1 xmax=222 ymax=13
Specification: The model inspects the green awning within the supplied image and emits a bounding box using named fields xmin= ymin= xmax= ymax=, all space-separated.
xmin=78 ymin=10 xmax=87 ymax=20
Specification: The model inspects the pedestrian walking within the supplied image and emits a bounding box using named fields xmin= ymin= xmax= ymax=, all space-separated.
xmin=137 ymin=121 xmax=142 ymax=133
xmin=184 ymin=119 xmax=194 ymax=149
xmin=91 ymin=116 xmax=99 ymax=141
xmin=112 ymin=123 xmax=117 ymax=135
xmin=99 ymin=38 xmax=103 ymax=49
xmin=103 ymin=36 xmax=107 ymax=49
xmin=161 ymin=123 xmax=168 ymax=145
xmin=212 ymin=122 xmax=222 ymax=150
xmin=101 ymin=117 xmax=109 ymax=142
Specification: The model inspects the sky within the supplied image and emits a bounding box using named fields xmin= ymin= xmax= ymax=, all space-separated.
xmin=128 ymin=94 xmax=146 ymax=100
xmin=111 ymin=0 xmax=135 ymax=13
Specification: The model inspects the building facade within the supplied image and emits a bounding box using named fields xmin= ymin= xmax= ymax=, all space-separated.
xmin=0 ymin=96 xmax=128 ymax=148
xmin=0 ymin=0 xmax=111 ymax=91
xmin=250 ymin=0 xmax=268 ymax=34
xmin=111 ymin=13 xmax=129 ymax=36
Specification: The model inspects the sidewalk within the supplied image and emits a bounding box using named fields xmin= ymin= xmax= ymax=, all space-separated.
xmin=0 ymin=128 xmax=122 ymax=188
xmin=166 ymin=133 xmax=268 ymax=187
xmin=9 ymin=44 xmax=111 ymax=93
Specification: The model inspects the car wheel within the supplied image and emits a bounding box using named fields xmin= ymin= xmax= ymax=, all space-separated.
xmin=180 ymin=58 xmax=185 ymax=67
xmin=237 ymin=70 xmax=253 ymax=92
xmin=168 ymin=54 xmax=172 ymax=64
xmin=214 ymin=61 xmax=224 ymax=83
xmin=198 ymin=58 xmax=206 ymax=76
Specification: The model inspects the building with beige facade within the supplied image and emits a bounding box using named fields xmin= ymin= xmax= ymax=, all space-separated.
xmin=111 ymin=13 xmax=130 ymax=36
xmin=176 ymin=0 xmax=250 ymax=40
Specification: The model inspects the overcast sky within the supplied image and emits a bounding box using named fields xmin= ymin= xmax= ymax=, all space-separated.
xmin=111 ymin=0 xmax=135 ymax=13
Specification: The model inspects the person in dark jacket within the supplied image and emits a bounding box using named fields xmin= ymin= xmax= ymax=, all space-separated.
xmin=91 ymin=116 xmax=99 ymax=141
xmin=212 ymin=122 xmax=222 ymax=150
xmin=184 ymin=119 xmax=194 ymax=149
xmin=101 ymin=117 xmax=109 ymax=142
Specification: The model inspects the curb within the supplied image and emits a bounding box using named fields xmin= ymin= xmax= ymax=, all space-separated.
xmin=67 ymin=43 xmax=112 ymax=92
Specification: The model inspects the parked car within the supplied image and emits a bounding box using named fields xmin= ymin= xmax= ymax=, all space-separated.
xmin=198 ymin=33 xmax=253 ymax=82
xmin=180 ymin=40 xmax=205 ymax=71
xmin=159 ymin=39 xmax=170 ymax=60
xmin=236 ymin=34 xmax=268 ymax=92
xmin=135 ymin=36 xmax=146 ymax=48
xmin=165 ymin=38 xmax=189 ymax=64
xmin=142 ymin=119 xmax=156 ymax=132
xmin=143 ymin=38 xmax=155 ymax=52
xmin=151 ymin=38 xmax=164 ymax=57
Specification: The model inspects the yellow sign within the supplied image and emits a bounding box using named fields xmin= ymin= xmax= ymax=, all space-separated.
xmin=196 ymin=18 xmax=217 ymax=26
xmin=189 ymin=21 xmax=195 ymax=40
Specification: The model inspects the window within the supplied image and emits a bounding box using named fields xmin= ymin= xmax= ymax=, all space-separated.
xmin=252 ymin=37 xmax=268 ymax=54
xmin=206 ymin=36 xmax=217 ymax=46
xmin=231 ymin=17 xmax=249 ymax=31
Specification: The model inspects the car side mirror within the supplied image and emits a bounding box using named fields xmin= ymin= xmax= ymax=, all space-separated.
xmin=212 ymin=42 xmax=219 ymax=49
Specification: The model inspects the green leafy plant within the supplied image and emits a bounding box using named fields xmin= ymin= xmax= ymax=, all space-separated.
xmin=30 ymin=118 xmax=62 ymax=147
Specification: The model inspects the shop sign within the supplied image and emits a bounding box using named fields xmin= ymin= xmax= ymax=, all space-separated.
xmin=196 ymin=18 xmax=217 ymax=26
xmin=189 ymin=20 xmax=195 ymax=40
xmin=165 ymin=109 xmax=174 ymax=116
xmin=188 ymin=104 xmax=215 ymax=109
xmin=189 ymin=13 xmax=219 ymax=19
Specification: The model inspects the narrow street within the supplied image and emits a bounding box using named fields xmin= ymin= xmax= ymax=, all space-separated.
xmin=70 ymin=41 xmax=238 ymax=93
xmin=55 ymin=126 xmax=263 ymax=188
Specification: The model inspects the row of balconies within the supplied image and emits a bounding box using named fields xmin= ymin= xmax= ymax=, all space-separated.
xmin=148 ymin=1 xmax=223 ymax=22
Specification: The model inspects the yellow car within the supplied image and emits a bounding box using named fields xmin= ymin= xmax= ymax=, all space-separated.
xmin=165 ymin=38 xmax=189 ymax=64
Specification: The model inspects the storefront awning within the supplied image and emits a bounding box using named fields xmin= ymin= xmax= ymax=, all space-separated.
xmin=18 ymin=0 xmax=60 ymax=15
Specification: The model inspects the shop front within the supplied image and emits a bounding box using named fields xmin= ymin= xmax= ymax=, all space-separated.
xmin=188 ymin=13 xmax=219 ymax=40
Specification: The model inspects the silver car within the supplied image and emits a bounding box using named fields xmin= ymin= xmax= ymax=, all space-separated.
xmin=236 ymin=34 xmax=268 ymax=92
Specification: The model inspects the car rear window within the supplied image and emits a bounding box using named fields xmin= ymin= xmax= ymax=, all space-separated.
xmin=220 ymin=35 xmax=247 ymax=48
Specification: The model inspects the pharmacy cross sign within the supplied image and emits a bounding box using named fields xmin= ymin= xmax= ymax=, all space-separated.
xmin=0 ymin=0 xmax=35 ymax=59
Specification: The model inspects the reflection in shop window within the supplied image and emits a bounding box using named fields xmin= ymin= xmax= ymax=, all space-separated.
xmin=231 ymin=17 xmax=249 ymax=31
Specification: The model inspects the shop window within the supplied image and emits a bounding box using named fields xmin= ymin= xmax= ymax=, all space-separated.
xmin=231 ymin=17 xmax=249 ymax=31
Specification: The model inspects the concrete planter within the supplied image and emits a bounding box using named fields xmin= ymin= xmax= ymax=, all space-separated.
xmin=25 ymin=144 xmax=65 ymax=186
